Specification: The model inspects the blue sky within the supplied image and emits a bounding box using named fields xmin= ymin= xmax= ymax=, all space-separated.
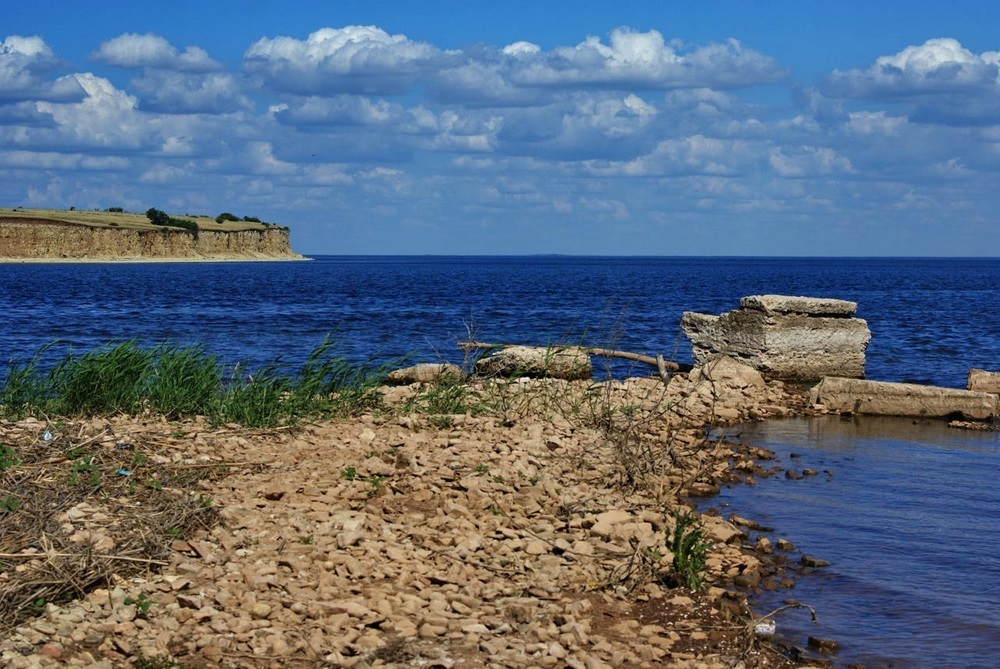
xmin=3 ymin=1 xmax=1000 ymax=256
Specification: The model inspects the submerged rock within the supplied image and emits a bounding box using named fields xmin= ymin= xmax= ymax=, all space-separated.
xmin=680 ymin=294 xmax=871 ymax=381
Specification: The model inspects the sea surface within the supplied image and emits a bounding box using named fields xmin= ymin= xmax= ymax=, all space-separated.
xmin=1 ymin=255 xmax=999 ymax=667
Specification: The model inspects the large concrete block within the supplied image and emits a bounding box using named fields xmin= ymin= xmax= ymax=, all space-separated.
xmin=810 ymin=377 xmax=1000 ymax=420
xmin=681 ymin=295 xmax=871 ymax=381
xmin=967 ymin=368 xmax=1000 ymax=394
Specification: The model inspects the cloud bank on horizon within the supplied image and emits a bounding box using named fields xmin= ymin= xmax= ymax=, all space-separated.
xmin=1 ymin=19 xmax=999 ymax=256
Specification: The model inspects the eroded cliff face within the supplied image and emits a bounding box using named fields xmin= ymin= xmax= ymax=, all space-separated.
xmin=0 ymin=218 xmax=304 ymax=261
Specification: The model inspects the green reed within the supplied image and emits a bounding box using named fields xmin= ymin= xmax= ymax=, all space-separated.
xmin=0 ymin=339 xmax=395 ymax=427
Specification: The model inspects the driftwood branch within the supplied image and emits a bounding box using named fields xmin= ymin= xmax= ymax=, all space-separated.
xmin=458 ymin=341 xmax=690 ymax=377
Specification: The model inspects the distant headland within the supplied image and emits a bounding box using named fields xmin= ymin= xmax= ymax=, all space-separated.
xmin=0 ymin=207 xmax=305 ymax=262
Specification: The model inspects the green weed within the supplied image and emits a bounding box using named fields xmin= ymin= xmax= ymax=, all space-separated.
xmin=670 ymin=510 xmax=710 ymax=591
xmin=0 ymin=443 xmax=19 ymax=470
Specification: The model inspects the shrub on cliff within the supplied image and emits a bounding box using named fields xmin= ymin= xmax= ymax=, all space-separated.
xmin=145 ymin=208 xmax=170 ymax=226
xmin=215 ymin=212 xmax=239 ymax=223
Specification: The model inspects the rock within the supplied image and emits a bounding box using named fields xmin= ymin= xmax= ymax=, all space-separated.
xmin=776 ymin=538 xmax=795 ymax=551
xmin=386 ymin=363 xmax=464 ymax=385
xmin=810 ymin=377 xmax=1000 ymax=420
xmin=808 ymin=636 xmax=840 ymax=653
xmin=251 ymin=602 xmax=272 ymax=620
xmin=681 ymin=295 xmax=871 ymax=381
xmin=967 ymin=368 xmax=1000 ymax=394
xmin=801 ymin=555 xmax=831 ymax=568
xmin=689 ymin=355 xmax=766 ymax=391
xmin=589 ymin=509 xmax=633 ymax=539
xmin=474 ymin=346 xmax=592 ymax=381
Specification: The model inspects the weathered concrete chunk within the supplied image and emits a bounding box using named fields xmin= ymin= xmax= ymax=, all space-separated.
xmin=386 ymin=363 xmax=464 ymax=385
xmin=681 ymin=295 xmax=870 ymax=381
xmin=474 ymin=346 xmax=592 ymax=380
xmin=810 ymin=377 xmax=1000 ymax=420
xmin=967 ymin=368 xmax=1000 ymax=394
xmin=739 ymin=294 xmax=857 ymax=316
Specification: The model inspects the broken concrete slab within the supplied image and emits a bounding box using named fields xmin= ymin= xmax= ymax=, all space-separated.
xmin=681 ymin=295 xmax=871 ymax=381
xmin=810 ymin=377 xmax=1000 ymax=421
xmin=967 ymin=368 xmax=1000 ymax=394
xmin=739 ymin=294 xmax=858 ymax=316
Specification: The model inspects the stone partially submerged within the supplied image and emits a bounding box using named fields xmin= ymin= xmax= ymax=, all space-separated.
xmin=967 ymin=368 xmax=1000 ymax=394
xmin=680 ymin=295 xmax=871 ymax=381
xmin=474 ymin=345 xmax=593 ymax=380
xmin=810 ymin=377 xmax=1000 ymax=421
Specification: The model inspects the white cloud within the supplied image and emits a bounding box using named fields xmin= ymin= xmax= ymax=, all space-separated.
xmin=821 ymin=38 xmax=1000 ymax=124
xmin=92 ymin=33 xmax=220 ymax=72
xmin=130 ymin=70 xmax=251 ymax=114
xmin=0 ymin=35 xmax=85 ymax=103
xmin=507 ymin=29 xmax=786 ymax=90
xmin=243 ymin=26 xmax=451 ymax=95
xmin=768 ymin=146 xmax=853 ymax=177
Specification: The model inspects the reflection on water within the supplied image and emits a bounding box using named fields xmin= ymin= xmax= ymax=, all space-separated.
xmin=712 ymin=416 xmax=1000 ymax=669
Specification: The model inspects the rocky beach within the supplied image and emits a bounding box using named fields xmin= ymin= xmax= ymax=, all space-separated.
xmin=0 ymin=355 xmax=835 ymax=669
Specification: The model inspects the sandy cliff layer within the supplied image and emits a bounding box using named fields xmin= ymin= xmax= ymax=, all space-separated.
xmin=0 ymin=218 xmax=303 ymax=261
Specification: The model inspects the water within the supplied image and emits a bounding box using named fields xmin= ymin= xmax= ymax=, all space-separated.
xmin=1 ymin=255 xmax=1000 ymax=667
xmin=712 ymin=417 xmax=1000 ymax=669
xmin=2 ymin=256 xmax=999 ymax=387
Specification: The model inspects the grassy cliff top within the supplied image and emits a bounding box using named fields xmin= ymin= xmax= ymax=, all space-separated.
xmin=0 ymin=207 xmax=284 ymax=233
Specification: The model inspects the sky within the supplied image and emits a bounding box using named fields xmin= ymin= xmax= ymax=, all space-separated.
xmin=3 ymin=1 xmax=1000 ymax=256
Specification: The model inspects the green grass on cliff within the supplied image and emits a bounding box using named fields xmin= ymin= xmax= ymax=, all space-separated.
xmin=0 ymin=207 xmax=283 ymax=233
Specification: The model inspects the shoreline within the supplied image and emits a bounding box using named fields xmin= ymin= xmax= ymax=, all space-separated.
xmin=0 ymin=359 xmax=831 ymax=669
xmin=0 ymin=255 xmax=311 ymax=264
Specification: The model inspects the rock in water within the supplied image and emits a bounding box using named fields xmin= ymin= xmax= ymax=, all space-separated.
xmin=680 ymin=294 xmax=871 ymax=381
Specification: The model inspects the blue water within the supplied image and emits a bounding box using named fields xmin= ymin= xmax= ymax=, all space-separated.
xmin=1 ymin=255 xmax=1000 ymax=668
xmin=713 ymin=417 xmax=1000 ymax=669
xmin=2 ymin=256 xmax=999 ymax=387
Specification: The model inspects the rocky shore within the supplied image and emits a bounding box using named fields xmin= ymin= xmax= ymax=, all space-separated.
xmin=1 ymin=357 xmax=838 ymax=669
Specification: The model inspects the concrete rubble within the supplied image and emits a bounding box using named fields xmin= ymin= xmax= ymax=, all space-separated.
xmin=967 ymin=368 xmax=1000 ymax=394
xmin=681 ymin=295 xmax=871 ymax=381
xmin=810 ymin=377 xmax=1000 ymax=421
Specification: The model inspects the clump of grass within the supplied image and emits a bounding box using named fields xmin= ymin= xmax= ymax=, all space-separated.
xmin=0 ymin=338 xmax=395 ymax=428
xmin=670 ymin=509 xmax=710 ymax=591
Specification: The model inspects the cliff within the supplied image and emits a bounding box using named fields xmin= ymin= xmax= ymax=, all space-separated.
xmin=0 ymin=217 xmax=304 ymax=261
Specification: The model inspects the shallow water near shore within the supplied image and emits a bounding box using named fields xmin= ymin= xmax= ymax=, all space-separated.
xmin=713 ymin=416 xmax=1000 ymax=669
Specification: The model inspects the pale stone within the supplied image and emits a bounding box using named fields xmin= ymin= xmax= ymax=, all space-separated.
xmin=968 ymin=368 xmax=1000 ymax=394
xmin=810 ymin=377 xmax=1000 ymax=420
xmin=739 ymin=294 xmax=858 ymax=316
xmin=681 ymin=296 xmax=871 ymax=381
xmin=474 ymin=346 xmax=593 ymax=381
xmin=386 ymin=363 xmax=464 ymax=385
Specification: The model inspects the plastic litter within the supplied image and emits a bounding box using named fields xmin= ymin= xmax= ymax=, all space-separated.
xmin=116 ymin=469 xmax=131 ymax=476
xmin=754 ymin=620 xmax=776 ymax=637
xmin=115 ymin=442 xmax=134 ymax=450
xmin=42 ymin=430 xmax=54 ymax=442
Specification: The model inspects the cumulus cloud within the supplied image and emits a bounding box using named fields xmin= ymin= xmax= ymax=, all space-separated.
xmin=243 ymin=26 xmax=451 ymax=95
xmin=92 ymin=33 xmax=220 ymax=72
xmin=821 ymin=38 xmax=1000 ymax=124
xmin=768 ymin=146 xmax=853 ymax=177
xmin=130 ymin=70 xmax=251 ymax=114
xmin=505 ymin=29 xmax=786 ymax=90
xmin=0 ymin=35 xmax=86 ymax=103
